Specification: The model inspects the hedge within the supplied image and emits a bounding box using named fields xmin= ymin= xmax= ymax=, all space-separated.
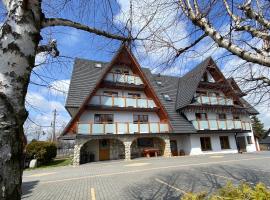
xmin=182 ymin=182 xmax=270 ymax=200
xmin=26 ymin=141 xmax=57 ymax=164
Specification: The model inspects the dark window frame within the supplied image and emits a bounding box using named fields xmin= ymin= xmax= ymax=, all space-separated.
xmin=94 ymin=114 xmax=114 ymax=124
xmin=200 ymin=137 xmax=212 ymax=151
xmin=218 ymin=113 xmax=227 ymax=120
xmin=220 ymin=136 xmax=230 ymax=149
xmin=103 ymin=91 xmax=118 ymax=97
xmin=196 ymin=113 xmax=208 ymax=120
xmin=133 ymin=114 xmax=148 ymax=124
xmin=247 ymin=136 xmax=253 ymax=144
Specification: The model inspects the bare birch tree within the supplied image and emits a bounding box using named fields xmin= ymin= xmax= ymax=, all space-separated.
xmin=0 ymin=0 xmax=128 ymax=199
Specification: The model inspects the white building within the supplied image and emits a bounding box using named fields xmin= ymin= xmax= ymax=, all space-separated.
xmin=60 ymin=45 xmax=258 ymax=165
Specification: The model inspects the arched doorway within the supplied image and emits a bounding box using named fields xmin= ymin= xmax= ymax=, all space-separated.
xmin=80 ymin=138 xmax=125 ymax=164
xmin=130 ymin=137 xmax=165 ymax=159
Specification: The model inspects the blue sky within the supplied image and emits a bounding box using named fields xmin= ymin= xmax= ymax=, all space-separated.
xmin=5 ymin=0 xmax=267 ymax=139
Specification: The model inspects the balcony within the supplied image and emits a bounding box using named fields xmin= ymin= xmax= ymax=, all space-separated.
xmin=192 ymin=120 xmax=251 ymax=131
xmin=104 ymin=73 xmax=144 ymax=85
xmin=77 ymin=122 xmax=170 ymax=135
xmin=195 ymin=95 xmax=234 ymax=106
xmin=89 ymin=95 xmax=157 ymax=109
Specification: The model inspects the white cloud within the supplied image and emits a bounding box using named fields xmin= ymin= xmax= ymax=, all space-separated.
xmin=26 ymin=91 xmax=66 ymax=112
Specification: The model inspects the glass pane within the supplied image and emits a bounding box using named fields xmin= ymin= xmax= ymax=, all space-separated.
xmin=140 ymin=124 xmax=149 ymax=133
xmin=118 ymin=123 xmax=128 ymax=134
xmin=92 ymin=124 xmax=104 ymax=135
xmin=129 ymin=124 xmax=138 ymax=134
xmin=200 ymin=121 xmax=209 ymax=129
xmin=209 ymin=120 xmax=218 ymax=130
xmin=105 ymin=124 xmax=115 ymax=134
xmin=160 ymin=123 xmax=169 ymax=132
xmin=234 ymin=120 xmax=242 ymax=129
xmin=114 ymin=97 xmax=125 ymax=107
xmin=192 ymin=121 xmax=199 ymax=129
xmin=218 ymin=121 xmax=226 ymax=130
xmin=148 ymin=100 xmax=156 ymax=108
xmin=126 ymin=98 xmax=136 ymax=107
xmin=77 ymin=124 xmax=89 ymax=134
xmin=150 ymin=123 xmax=159 ymax=133
xmin=137 ymin=99 xmax=147 ymax=108
xmin=101 ymin=96 xmax=112 ymax=106
xmin=227 ymin=120 xmax=234 ymax=129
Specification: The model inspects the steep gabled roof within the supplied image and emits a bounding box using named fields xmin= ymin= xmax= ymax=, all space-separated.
xmin=142 ymin=69 xmax=196 ymax=133
xmin=65 ymin=59 xmax=108 ymax=116
xmin=175 ymin=57 xmax=211 ymax=110
xmin=62 ymin=44 xmax=173 ymax=135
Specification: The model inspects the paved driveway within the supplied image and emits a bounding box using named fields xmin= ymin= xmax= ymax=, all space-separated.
xmin=22 ymin=152 xmax=270 ymax=200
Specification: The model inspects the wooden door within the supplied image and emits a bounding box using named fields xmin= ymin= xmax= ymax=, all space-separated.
xmin=237 ymin=137 xmax=247 ymax=152
xmin=99 ymin=139 xmax=110 ymax=161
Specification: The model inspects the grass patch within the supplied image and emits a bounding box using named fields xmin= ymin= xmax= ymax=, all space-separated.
xmin=26 ymin=158 xmax=72 ymax=170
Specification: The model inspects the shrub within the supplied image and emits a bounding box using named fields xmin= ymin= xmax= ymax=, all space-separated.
xmin=26 ymin=141 xmax=57 ymax=164
xmin=182 ymin=182 xmax=270 ymax=200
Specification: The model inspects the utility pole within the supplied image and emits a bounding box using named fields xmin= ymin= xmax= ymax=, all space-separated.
xmin=51 ymin=109 xmax=57 ymax=142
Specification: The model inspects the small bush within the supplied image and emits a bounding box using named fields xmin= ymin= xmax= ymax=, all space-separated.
xmin=26 ymin=141 xmax=57 ymax=164
xmin=182 ymin=182 xmax=270 ymax=200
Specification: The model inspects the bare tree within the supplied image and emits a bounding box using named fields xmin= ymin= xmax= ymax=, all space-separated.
xmin=0 ymin=0 xmax=129 ymax=199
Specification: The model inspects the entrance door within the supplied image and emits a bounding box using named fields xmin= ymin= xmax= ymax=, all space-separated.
xmin=99 ymin=139 xmax=110 ymax=161
xmin=170 ymin=140 xmax=178 ymax=156
xmin=237 ymin=137 xmax=247 ymax=152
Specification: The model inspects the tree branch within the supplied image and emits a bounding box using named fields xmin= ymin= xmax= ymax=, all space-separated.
xmin=240 ymin=2 xmax=270 ymax=30
xmin=179 ymin=0 xmax=270 ymax=67
xmin=42 ymin=18 xmax=129 ymax=41
xmin=36 ymin=39 xmax=59 ymax=57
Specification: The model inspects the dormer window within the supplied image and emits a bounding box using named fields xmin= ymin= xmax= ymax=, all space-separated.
xmin=163 ymin=94 xmax=172 ymax=101
xmin=156 ymin=81 xmax=162 ymax=86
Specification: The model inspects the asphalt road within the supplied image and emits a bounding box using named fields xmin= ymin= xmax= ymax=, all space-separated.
xmin=22 ymin=151 xmax=270 ymax=200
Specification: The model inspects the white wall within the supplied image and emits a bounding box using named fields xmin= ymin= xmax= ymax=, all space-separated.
xmin=80 ymin=110 xmax=160 ymax=123
xmin=188 ymin=133 xmax=238 ymax=155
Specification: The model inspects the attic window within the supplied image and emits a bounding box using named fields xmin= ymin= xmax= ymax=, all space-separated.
xmin=163 ymin=94 xmax=172 ymax=101
xmin=156 ymin=81 xmax=162 ymax=86
xmin=95 ymin=63 xmax=102 ymax=68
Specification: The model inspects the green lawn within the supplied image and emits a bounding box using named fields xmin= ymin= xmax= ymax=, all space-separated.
xmin=26 ymin=158 xmax=72 ymax=170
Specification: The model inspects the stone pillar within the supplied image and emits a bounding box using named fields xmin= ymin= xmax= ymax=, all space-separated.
xmin=124 ymin=141 xmax=132 ymax=161
xmin=163 ymin=138 xmax=172 ymax=157
xmin=73 ymin=143 xmax=83 ymax=166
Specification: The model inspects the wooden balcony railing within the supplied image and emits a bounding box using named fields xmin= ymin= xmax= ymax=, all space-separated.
xmin=192 ymin=119 xmax=251 ymax=131
xmin=104 ymin=72 xmax=144 ymax=85
xmin=195 ymin=95 xmax=234 ymax=106
xmin=77 ymin=122 xmax=169 ymax=135
xmin=89 ymin=95 xmax=157 ymax=108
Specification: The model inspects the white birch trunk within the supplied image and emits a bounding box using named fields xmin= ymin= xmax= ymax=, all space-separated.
xmin=0 ymin=0 xmax=42 ymax=199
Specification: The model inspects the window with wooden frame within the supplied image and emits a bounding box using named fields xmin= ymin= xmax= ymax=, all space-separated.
xmin=133 ymin=115 xmax=148 ymax=124
xmin=233 ymin=115 xmax=240 ymax=120
xmin=246 ymin=136 xmax=253 ymax=144
xmin=217 ymin=113 xmax=226 ymax=120
xmin=200 ymin=137 xmax=212 ymax=151
xmin=128 ymin=92 xmax=141 ymax=98
xmin=220 ymin=136 xmax=230 ymax=149
xmin=94 ymin=114 xmax=114 ymax=124
xmin=103 ymin=91 xmax=118 ymax=97
xmin=195 ymin=113 xmax=208 ymax=120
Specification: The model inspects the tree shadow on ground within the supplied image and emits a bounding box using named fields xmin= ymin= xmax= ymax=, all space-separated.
xmin=22 ymin=180 xmax=39 ymax=199
xmin=125 ymin=164 xmax=270 ymax=200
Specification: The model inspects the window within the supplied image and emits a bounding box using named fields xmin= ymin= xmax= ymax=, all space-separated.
xmin=218 ymin=113 xmax=226 ymax=120
xmin=209 ymin=92 xmax=220 ymax=97
xmin=202 ymin=72 xmax=209 ymax=82
xmin=123 ymin=70 xmax=129 ymax=75
xmin=233 ymin=115 xmax=240 ymax=120
xmin=133 ymin=115 xmax=148 ymax=124
xmin=94 ymin=114 xmax=113 ymax=124
xmin=114 ymin=69 xmax=121 ymax=74
xmin=163 ymin=94 xmax=172 ymax=101
xmin=156 ymin=81 xmax=162 ymax=86
xmin=195 ymin=113 xmax=208 ymax=120
xmin=200 ymin=137 xmax=212 ymax=151
xmin=103 ymin=91 xmax=118 ymax=97
xmin=196 ymin=91 xmax=207 ymax=96
xmin=128 ymin=93 xmax=141 ymax=98
xmin=220 ymin=136 xmax=230 ymax=149
xmin=137 ymin=138 xmax=154 ymax=147
xmin=247 ymin=136 xmax=253 ymax=144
